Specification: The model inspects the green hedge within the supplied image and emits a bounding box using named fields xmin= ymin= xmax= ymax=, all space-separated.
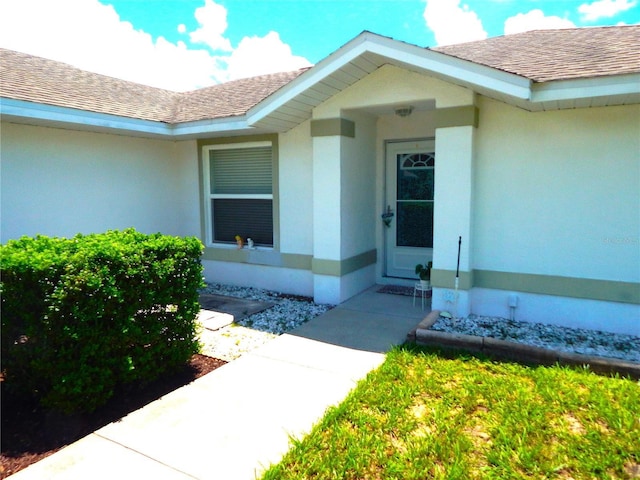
xmin=1 ymin=229 xmax=204 ymax=414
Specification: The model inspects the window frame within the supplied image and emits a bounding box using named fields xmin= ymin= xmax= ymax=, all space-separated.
xmin=202 ymin=140 xmax=274 ymax=248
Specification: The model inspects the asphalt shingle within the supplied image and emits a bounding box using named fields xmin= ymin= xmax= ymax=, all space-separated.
xmin=0 ymin=48 xmax=307 ymax=124
xmin=433 ymin=25 xmax=640 ymax=83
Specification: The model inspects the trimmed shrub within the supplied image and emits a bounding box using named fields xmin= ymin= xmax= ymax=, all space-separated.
xmin=1 ymin=229 xmax=204 ymax=414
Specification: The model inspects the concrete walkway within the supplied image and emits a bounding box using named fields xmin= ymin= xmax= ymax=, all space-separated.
xmin=10 ymin=286 xmax=427 ymax=480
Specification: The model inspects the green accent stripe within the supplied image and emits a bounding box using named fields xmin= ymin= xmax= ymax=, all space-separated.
xmin=474 ymin=270 xmax=640 ymax=305
xmin=310 ymin=118 xmax=355 ymax=138
xmin=202 ymin=247 xmax=247 ymax=262
xmin=431 ymin=269 xmax=473 ymax=290
xmin=200 ymin=248 xmax=377 ymax=277
xmin=433 ymin=268 xmax=639 ymax=304
xmin=434 ymin=106 xmax=479 ymax=128
xmin=312 ymin=249 xmax=377 ymax=277
xmin=282 ymin=253 xmax=313 ymax=270
xmin=202 ymin=248 xmax=312 ymax=270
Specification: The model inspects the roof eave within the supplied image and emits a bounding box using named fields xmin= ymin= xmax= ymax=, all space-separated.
xmin=0 ymin=98 xmax=264 ymax=139
xmin=247 ymin=31 xmax=640 ymax=130
xmin=246 ymin=32 xmax=532 ymax=131
xmin=529 ymin=73 xmax=640 ymax=109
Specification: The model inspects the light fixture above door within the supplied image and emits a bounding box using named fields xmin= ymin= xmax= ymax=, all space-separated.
xmin=394 ymin=106 xmax=414 ymax=117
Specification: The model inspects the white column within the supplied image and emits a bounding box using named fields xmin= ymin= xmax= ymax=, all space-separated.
xmin=312 ymin=135 xmax=343 ymax=304
xmin=431 ymin=125 xmax=475 ymax=317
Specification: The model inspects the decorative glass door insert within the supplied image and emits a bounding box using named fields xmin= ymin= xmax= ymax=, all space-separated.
xmin=396 ymin=152 xmax=434 ymax=248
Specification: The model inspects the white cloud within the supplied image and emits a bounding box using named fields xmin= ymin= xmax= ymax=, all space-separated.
xmin=578 ymin=0 xmax=637 ymax=21
xmin=223 ymin=32 xmax=311 ymax=81
xmin=189 ymin=0 xmax=232 ymax=51
xmin=504 ymin=9 xmax=576 ymax=35
xmin=0 ymin=0 xmax=310 ymax=91
xmin=423 ymin=0 xmax=487 ymax=46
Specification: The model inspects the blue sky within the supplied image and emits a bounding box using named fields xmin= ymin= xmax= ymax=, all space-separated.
xmin=1 ymin=0 xmax=638 ymax=91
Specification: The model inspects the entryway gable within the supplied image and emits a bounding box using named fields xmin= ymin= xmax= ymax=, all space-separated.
xmin=313 ymin=64 xmax=474 ymax=119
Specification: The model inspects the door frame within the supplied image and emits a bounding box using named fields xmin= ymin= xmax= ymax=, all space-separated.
xmin=383 ymin=138 xmax=435 ymax=280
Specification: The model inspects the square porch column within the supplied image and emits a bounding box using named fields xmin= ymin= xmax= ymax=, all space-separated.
xmin=310 ymin=118 xmax=354 ymax=305
xmin=431 ymin=106 xmax=478 ymax=317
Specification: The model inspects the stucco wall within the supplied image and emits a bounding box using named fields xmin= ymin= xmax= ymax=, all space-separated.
xmin=473 ymin=99 xmax=640 ymax=283
xmin=0 ymin=122 xmax=200 ymax=242
xmin=314 ymin=64 xmax=473 ymax=118
xmin=341 ymin=111 xmax=377 ymax=259
xmin=278 ymin=120 xmax=313 ymax=255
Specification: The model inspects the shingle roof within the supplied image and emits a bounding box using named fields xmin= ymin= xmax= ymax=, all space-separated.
xmin=0 ymin=48 xmax=308 ymax=123
xmin=433 ymin=25 xmax=640 ymax=83
xmin=172 ymin=69 xmax=309 ymax=123
xmin=1 ymin=26 xmax=638 ymax=126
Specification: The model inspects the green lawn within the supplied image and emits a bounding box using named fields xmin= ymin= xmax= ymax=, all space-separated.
xmin=262 ymin=345 xmax=640 ymax=480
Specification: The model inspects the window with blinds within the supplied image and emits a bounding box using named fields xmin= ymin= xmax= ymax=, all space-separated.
xmin=205 ymin=142 xmax=273 ymax=246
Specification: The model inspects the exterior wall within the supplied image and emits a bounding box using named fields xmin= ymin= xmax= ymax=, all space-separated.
xmin=470 ymin=99 xmax=640 ymax=334
xmin=202 ymin=260 xmax=313 ymax=297
xmin=278 ymin=120 xmax=314 ymax=256
xmin=0 ymin=122 xmax=200 ymax=242
xmin=314 ymin=64 xmax=473 ymax=116
xmin=474 ymin=99 xmax=639 ymax=282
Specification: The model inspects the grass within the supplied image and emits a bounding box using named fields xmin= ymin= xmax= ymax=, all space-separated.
xmin=261 ymin=345 xmax=640 ymax=480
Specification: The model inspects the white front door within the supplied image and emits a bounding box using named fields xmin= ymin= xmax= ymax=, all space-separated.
xmin=384 ymin=140 xmax=435 ymax=279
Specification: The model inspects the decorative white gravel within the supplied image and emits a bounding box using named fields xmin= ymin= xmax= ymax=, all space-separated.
xmin=197 ymin=283 xmax=639 ymax=364
xmin=197 ymin=283 xmax=333 ymax=361
xmin=431 ymin=314 xmax=640 ymax=363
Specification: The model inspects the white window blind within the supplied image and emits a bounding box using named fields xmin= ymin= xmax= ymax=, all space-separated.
xmin=205 ymin=143 xmax=273 ymax=246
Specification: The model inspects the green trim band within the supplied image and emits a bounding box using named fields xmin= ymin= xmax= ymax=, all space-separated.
xmin=312 ymin=249 xmax=377 ymax=277
xmin=434 ymin=106 xmax=479 ymax=129
xmin=202 ymin=247 xmax=312 ymax=270
xmin=432 ymin=268 xmax=639 ymax=304
xmin=474 ymin=270 xmax=640 ymax=305
xmin=282 ymin=253 xmax=313 ymax=270
xmin=310 ymin=118 xmax=355 ymax=138
xmin=201 ymin=248 xmax=376 ymax=277
xmin=431 ymin=269 xmax=473 ymax=290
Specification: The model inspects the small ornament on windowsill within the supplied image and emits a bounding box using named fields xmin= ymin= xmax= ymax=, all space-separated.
xmin=235 ymin=235 xmax=244 ymax=249
xmin=246 ymin=238 xmax=255 ymax=249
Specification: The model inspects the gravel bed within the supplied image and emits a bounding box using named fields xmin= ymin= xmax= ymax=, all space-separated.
xmin=431 ymin=314 xmax=640 ymax=363
xmin=197 ymin=283 xmax=639 ymax=364
xmin=197 ymin=283 xmax=333 ymax=361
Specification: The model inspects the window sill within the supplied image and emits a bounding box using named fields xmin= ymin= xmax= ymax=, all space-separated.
xmin=202 ymin=244 xmax=280 ymax=267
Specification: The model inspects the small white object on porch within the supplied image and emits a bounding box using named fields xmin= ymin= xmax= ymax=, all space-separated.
xmin=413 ymin=282 xmax=431 ymax=310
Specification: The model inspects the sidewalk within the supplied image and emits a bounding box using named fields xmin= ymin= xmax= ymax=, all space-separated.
xmin=9 ymin=287 xmax=426 ymax=480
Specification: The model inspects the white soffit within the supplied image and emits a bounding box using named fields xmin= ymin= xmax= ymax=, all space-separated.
xmin=248 ymin=31 xmax=640 ymax=131
xmin=247 ymin=32 xmax=532 ymax=131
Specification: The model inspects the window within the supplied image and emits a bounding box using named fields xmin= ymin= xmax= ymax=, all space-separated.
xmin=204 ymin=142 xmax=273 ymax=246
xmin=396 ymin=152 xmax=434 ymax=248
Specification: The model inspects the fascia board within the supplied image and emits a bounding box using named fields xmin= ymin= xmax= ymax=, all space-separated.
xmin=246 ymin=34 xmax=375 ymax=125
xmin=530 ymin=73 xmax=640 ymax=103
xmin=368 ymin=36 xmax=532 ymax=100
xmin=247 ymin=32 xmax=532 ymax=125
xmin=0 ymin=98 xmax=258 ymax=138
xmin=1 ymin=98 xmax=173 ymax=136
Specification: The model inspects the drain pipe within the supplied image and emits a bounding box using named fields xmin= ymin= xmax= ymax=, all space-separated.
xmin=508 ymin=294 xmax=518 ymax=321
